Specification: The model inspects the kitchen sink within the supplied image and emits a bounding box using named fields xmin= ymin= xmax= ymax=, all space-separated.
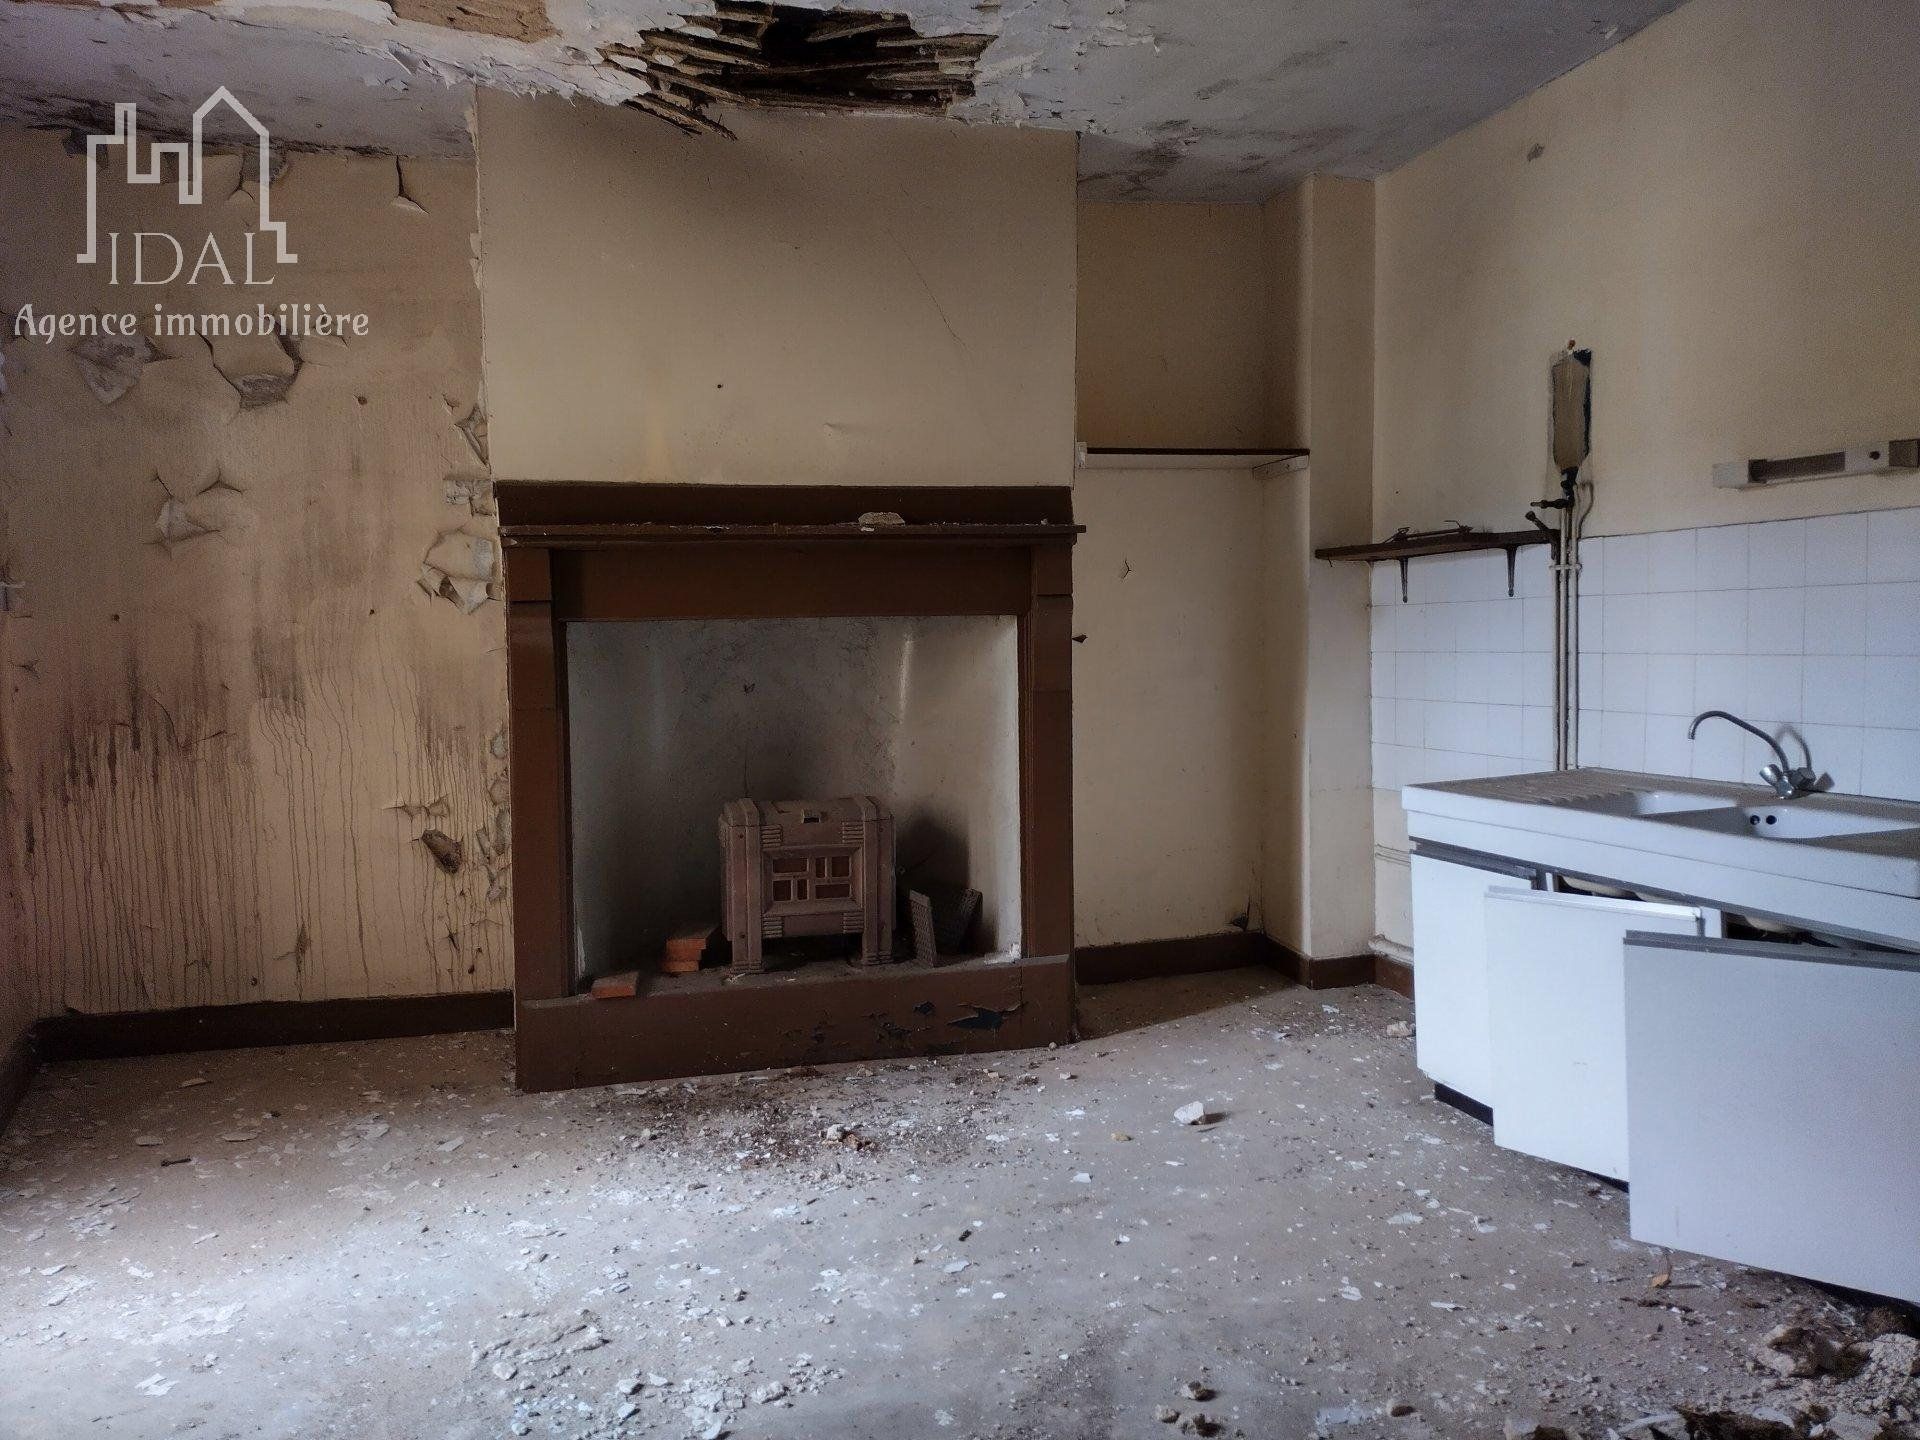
xmin=1656 ymin=804 xmax=1920 ymax=842
xmin=1551 ymin=788 xmax=1728 ymax=818
xmin=1402 ymin=768 xmax=1920 ymax=904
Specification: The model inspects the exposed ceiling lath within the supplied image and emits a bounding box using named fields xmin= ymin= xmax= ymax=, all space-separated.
xmin=603 ymin=2 xmax=993 ymax=139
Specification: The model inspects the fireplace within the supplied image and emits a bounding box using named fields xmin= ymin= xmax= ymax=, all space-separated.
xmin=499 ymin=482 xmax=1080 ymax=1091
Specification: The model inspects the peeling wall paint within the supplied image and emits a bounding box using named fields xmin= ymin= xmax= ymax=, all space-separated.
xmin=0 ymin=128 xmax=506 ymax=1029
xmin=0 ymin=0 xmax=1689 ymax=200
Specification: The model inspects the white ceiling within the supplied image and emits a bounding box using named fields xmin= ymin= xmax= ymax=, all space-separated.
xmin=0 ymin=0 xmax=1687 ymax=200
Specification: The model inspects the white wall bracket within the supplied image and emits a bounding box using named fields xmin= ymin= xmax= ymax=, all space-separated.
xmin=1712 ymin=438 xmax=1918 ymax=490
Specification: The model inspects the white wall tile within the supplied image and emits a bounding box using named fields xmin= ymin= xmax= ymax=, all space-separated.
xmin=1746 ymin=520 xmax=1805 ymax=589
xmin=1693 ymin=653 xmax=1747 ymax=713
xmin=1800 ymin=724 xmax=1864 ymax=794
xmin=1522 ymin=596 xmax=1554 ymax=652
xmin=1516 ymin=545 xmax=1552 ymax=598
xmin=1370 ymin=696 xmax=1394 ymax=738
xmin=1457 ymin=601 xmax=1492 ymax=653
xmin=1363 ymin=512 xmax=1920 ymax=805
xmin=1454 ymin=650 xmax=1490 ymax=702
xmin=1866 ymin=582 xmax=1920 ymax=656
xmin=1581 ymin=538 xmax=1607 ymax=596
xmin=1485 ymin=704 xmax=1524 ymax=759
xmin=1863 ymin=728 xmax=1920 ymax=800
xmin=1578 ymin=592 xmax=1604 ymax=653
xmin=1606 ymin=533 xmax=1650 ymax=595
xmin=1369 ymin=562 xmax=1399 ymax=607
xmin=1744 ymin=654 xmax=1804 ymax=725
xmin=1688 ymin=720 xmax=1745 ymax=782
xmin=1523 ymin=649 xmax=1553 ymax=700
xmin=1864 ymin=660 xmax=1920 ymax=729
xmin=1577 ymin=709 xmax=1603 ymax=766
xmin=1598 ymin=710 xmax=1646 ymax=771
xmin=1371 ymin=650 xmax=1396 ymax=700
xmin=1695 ymin=590 xmax=1749 ymax=655
xmin=1646 ymin=590 xmax=1697 ymax=655
xmin=1486 ymin=598 xmax=1524 ymax=651
xmin=1395 ymin=699 xmax=1426 ymax=748
xmin=1577 ymin=651 xmax=1603 ymax=709
xmin=1867 ymin=507 xmax=1920 ymax=583
xmin=1602 ymin=592 xmax=1650 ymax=653
xmin=1747 ymin=587 xmax=1803 ymax=656
xmin=1804 ymin=585 xmax=1868 ymax=656
xmin=1645 ymin=713 xmax=1695 ymax=776
xmin=1522 ymin=705 xmax=1554 ymax=762
xmin=1370 ymin=604 xmax=1395 ymax=653
xmin=1394 ymin=651 xmax=1424 ymax=701
xmin=1602 ymin=652 xmax=1649 ymax=712
xmin=1804 ymin=513 xmax=1870 ymax=585
xmin=1487 ymin=652 xmax=1524 ymax=705
xmin=1695 ymin=525 xmax=1750 ymax=591
xmin=1803 ymin=655 xmax=1867 ymax=726
xmin=1646 ymin=654 xmax=1696 ymax=716
xmin=1646 ymin=529 xmax=1696 ymax=593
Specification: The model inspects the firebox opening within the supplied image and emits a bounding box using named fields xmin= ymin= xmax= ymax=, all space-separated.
xmin=566 ymin=614 xmax=1022 ymax=992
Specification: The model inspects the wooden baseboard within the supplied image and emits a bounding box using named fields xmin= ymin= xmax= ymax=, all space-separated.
xmin=1074 ymin=931 xmax=1268 ymax=984
xmin=0 ymin=1027 xmax=35 ymax=1138
xmin=1373 ymin=953 xmax=1414 ymax=998
xmin=1265 ymin=940 xmax=1376 ymax=990
xmin=34 ymin=991 xmax=513 ymax=1063
xmin=1075 ymin=932 xmax=1382 ymax=993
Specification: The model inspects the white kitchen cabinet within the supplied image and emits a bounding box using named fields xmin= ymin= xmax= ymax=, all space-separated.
xmin=1409 ymin=847 xmax=1543 ymax=1106
xmin=1484 ymin=888 xmax=1711 ymax=1181
xmin=1624 ymin=935 xmax=1920 ymax=1305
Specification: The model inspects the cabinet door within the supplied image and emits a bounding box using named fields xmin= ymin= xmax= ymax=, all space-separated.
xmin=1411 ymin=851 xmax=1539 ymax=1105
xmin=1485 ymin=889 xmax=1705 ymax=1181
xmin=1625 ymin=935 xmax=1920 ymax=1305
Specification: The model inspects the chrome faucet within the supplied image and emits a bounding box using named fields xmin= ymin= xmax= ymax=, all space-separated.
xmin=1688 ymin=710 xmax=1821 ymax=799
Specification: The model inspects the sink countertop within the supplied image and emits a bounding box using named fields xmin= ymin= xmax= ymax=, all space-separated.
xmin=1402 ymin=768 xmax=1920 ymax=903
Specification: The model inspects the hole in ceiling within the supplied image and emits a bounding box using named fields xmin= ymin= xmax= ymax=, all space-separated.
xmin=602 ymin=1 xmax=994 ymax=138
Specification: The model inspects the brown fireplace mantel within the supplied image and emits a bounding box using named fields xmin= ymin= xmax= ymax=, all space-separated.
xmin=497 ymin=481 xmax=1082 ymax=1091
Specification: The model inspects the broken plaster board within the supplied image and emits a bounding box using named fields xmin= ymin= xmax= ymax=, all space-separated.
xmin=0 ymin=0 xmax=1689 ymax=199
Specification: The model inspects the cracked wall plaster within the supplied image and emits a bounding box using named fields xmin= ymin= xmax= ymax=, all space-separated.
xmin=0 ymin=132 xmax=508 ymax=1023
xmin=0 ymin=0 xmax=1689 ymax=199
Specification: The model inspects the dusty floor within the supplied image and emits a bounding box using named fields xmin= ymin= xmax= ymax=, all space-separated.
xmin=0 ymin=969 xmax=1908 ymax=1440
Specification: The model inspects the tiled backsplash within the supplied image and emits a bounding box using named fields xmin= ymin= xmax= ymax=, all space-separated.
xmin=1368 ymin=544 xmax=1554 ymax=790
xmin=1577 ymin=508 xmax=1920 ymax=801
xmin=1369 ymin=506 xmax=1920 ymax=802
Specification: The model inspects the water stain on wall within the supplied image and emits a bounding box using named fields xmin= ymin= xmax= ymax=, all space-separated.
xmin=0 ymin=134 xmax=508 ymax=1034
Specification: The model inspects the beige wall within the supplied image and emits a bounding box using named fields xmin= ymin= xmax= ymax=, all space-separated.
xmin=1076 ymin=204 xmax=1273 ymax=449
xmin=476 ymin=91 xmax=1077 ymax=488
xmin=1071 ymin=181 xmax=1377 ymax=960
xmin=0 ymin=130 xmax=505 ymax=1023
xmin=1261 ymin=177 xmax=1377 ymax=960
xmin=1376 ymin=0 xmax=1920 ymax=539
xmin=1072 ymin=469 xmax=1268 ymax=945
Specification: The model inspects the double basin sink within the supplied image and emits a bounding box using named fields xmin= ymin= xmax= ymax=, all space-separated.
xmin=1409 ymin=770 xmax=1920 ymax=898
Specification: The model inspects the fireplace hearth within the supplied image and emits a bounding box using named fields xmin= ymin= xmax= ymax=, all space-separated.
xmin=499 ymin=482 xmax=1081 ymax=1092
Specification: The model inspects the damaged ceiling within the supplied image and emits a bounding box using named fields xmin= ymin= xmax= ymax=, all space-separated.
xmin=0 ymin=0 xmax=1690 ymax=199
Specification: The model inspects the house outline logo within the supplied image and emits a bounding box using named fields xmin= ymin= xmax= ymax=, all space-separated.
xmin=77 ymin=86 xmax=296 ymax=268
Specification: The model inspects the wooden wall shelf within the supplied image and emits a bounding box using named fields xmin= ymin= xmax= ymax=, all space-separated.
xmin=1314 ymin=527 xmax=1557 ymax=601
xmin=1076 ymin=445 xmax=1309 ymax=473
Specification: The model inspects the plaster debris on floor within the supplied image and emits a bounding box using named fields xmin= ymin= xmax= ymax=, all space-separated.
xmin=3 ymin=971 xmax=1911 ymax=1439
